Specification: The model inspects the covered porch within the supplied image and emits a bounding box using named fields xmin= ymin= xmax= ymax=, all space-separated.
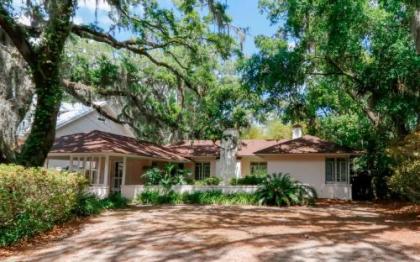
xmin=47 ymin=130 xmax=190 ymax=198
xmin=47 ymin=153 xmax=172 ymax=198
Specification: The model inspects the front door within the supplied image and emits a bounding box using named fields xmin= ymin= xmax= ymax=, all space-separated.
xmin=112 ymin=161 xmax=123 ymax=193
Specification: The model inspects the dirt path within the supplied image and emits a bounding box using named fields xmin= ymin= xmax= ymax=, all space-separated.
xmin=3 ymin=202 xmax=419 ymax=261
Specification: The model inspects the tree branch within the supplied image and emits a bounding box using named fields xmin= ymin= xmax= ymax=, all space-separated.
xmin=71 ymin=24 xmax=197 ymax=92
xmin=62 ymin=80 xmax=131 ymax=126
xmin=324 ymin=56 xmax=381 ymax=126
xmin=0 ymin=4 xmax=36 ymax=65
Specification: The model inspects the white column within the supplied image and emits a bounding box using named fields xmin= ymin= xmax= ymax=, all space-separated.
xmin=97 ymin=156 xmax=102 ymax=185
xmin=69 ymin=155 xmax=74 ymax=171
xmin=104 ymin=155 xmax=110 ymax=186
xmin=122 ymin=156 xmax=127 ymax=186
xmin=235 ymin=160 xmax=241 ymax=179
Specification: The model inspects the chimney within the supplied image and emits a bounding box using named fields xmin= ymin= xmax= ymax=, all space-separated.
xmin=292 ymin=124 xmax=303 ymax=139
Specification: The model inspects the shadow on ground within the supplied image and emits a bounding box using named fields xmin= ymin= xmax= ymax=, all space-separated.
xmin=4 ymin=202 xmax=420 ymax=261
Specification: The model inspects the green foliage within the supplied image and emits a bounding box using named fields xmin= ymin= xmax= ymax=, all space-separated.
xmin=2 ymin=0 xmax=239 ymax=165
xmin=0 ymin=165 xmax=87 ymax=246
xmin=256 ymin=173 xmax=316 ymax=206
xmin=143 ymin=167 xmax=164 ymax=186
xmin=98 ymin=192 xmax=129 ymax=210
xmin=184 ymin=191 xmax=258 ymax=205
xmin=241 ymin=118 xmax=292 ymax=139
xmin=0 ymin=164 xmax=128 ymax=246
xmin=387 ymin=131 xmax=420 ymax=203
xmin=388 ymin=159 xmax=420 ymax=203
xmin=73 ymin=193 xmax=105 ymax=216
xmin=142 ymin=164 xmax=192 ymax=190
xmin=135 ymin=190 xmax=258 ymax=206
xmin=230 ymin=173 xmax=267 ymax=185
xmin=194 ymin=176 xmax=221 ymax=185
xmin=136 ymin=190 xmax=184 ymax=205
xmin=74 ymin=192 xmax=129 ymax=216
xmin=241 ymin=0 xmax=419 ymax=199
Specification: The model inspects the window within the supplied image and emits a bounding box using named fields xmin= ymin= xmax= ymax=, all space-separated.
xmin=250 ymin=162 xmax=267 ymax=175
xmin=325 ymin=158 xmax=348 ymax=183
xmin=71 ymin=156 xmax=85 ymax=173
xmin=195 ymin=162 xmax=210 ymax=180
xmin=85 ymin=157 xmax=99 ymax=185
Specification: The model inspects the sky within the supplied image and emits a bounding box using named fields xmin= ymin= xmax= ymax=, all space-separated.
xmin=70 ymin=0 xmax=277 ymax=56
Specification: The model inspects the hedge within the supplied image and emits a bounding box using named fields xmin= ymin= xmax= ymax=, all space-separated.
xmin=0 ymin=164 xmax=87 ymax=246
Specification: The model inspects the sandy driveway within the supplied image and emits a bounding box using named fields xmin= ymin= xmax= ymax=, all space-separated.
xmin=3 ymin=202 xmax=420 ymax=262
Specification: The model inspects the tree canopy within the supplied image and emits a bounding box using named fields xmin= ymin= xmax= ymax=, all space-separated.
xmin=0 ymin=0 xmax=244 ymax=165
xmin=240 ymin=0 xmax=419 ymax=198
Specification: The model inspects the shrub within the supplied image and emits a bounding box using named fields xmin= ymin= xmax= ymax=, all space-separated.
xmin=387 ymin=131 xmax=420 ymax=203
xmin=74 ymin=192 xmax=129 ymax=216
xmin=184 ymin=191 xmax=258 ymax=205
xmin=143 ymin=167 xmax=163 ymax=185
xmin=0 ymin=164 xmax=87 ymax=246
xmin=73 ymin=192 xmax=104 ymax=216
xmin=256 ymin=173 xmax=316 ymax=206
xmin=135 ymin=190 xmax=258 ymax=205
xmin=142 ymin=164 xmax=192 ymax=190
xmin=230 ymin=173 xmax=267 ymax=185
xmin=136 ymin=190 xmax=183 ymax=205
xmin=195 ymin=176 xmax=221 ymax=186
xmin=388 ymin=159 xmax=420 ymax=203
xmin=101 ymin=192 xmax=129 ymax=209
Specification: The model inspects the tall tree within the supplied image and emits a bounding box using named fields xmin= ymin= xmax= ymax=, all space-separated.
xmin=241 ymin=0 xmax=419 ymax=198
xmin=0 ymin=0 xmax=236 ymax=166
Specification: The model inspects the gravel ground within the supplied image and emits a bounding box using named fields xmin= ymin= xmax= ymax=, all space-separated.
xmin=2 ymin=202 xmax=419 ymax=262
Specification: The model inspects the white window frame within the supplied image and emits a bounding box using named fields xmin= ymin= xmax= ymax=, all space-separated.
xmin=195 ymin=162 xmax=211 ymax=180
xmin=70 ymin=156 xmax=102 ymax=185
xmin=325 ymin=157 xmax=349 ymax=184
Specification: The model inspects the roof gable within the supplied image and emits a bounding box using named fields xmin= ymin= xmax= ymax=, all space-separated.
xmin=50 ymin=130 xmax=188 ymax=161
xmin=254 ymin=135 xmax=356 ymax=155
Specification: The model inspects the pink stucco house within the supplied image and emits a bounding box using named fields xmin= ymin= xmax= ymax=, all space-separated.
xmin=47 ymin=127 xmax=358 ymax=200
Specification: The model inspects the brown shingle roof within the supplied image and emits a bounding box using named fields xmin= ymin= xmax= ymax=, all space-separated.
xmin=168 ymin=139 xmax=286 ymax=157
xmin=50 ymin=130 xmax=189 ymax=162
xmin=254 ymin=135 xmax=357 ymax=155
xmin=168 ymin=140 xmax=220 ymax=157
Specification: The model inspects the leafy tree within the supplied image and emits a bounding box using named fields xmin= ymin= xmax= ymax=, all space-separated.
xmin=241 ymin=0 xmax=419 ymax=198
xmin=0 ymin=0 xmax=237 ymax=165
xmin=387 ymin=130 xmax=420 ymax=203
xmin=242 ymin=118 xmax=292 ymax=139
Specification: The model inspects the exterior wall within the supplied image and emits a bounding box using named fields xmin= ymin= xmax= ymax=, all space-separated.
xmin=55 ymin=110 xmax=134 ymax=138
xmin=125 ymin=158 xmax=152 ymax=185
xmin=189 ymin=157 xmax=218 ymax=177
xmin=265 ymin=155 xmax=351 ymax=200
xmin=121 ymin=185 xmax=258 ymax=199
xmin=239 ymin=156 xmax=267 ymax=177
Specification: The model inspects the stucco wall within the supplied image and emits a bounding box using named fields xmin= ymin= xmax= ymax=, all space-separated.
xmin=265 ymin=155 xmax=351 ymax=200
xmin=125 ymin=158 xmax=152 ymax=185
xmin=55 ymin=110 xmax=133 ymax=138
xmin=189 ymin=157 xmax=218 ymax=177
xmin=239 ymin=156 xmax=267 ymax=177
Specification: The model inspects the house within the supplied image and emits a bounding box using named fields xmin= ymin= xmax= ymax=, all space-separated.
xmin=35 ymin=102 xmax=135 ymax=169
xmin=46 ymin=125 xmax=359 ymax=200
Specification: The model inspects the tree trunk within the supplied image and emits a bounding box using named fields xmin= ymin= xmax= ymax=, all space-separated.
xmin=17 ymin=67 xmax=62 ymax=167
